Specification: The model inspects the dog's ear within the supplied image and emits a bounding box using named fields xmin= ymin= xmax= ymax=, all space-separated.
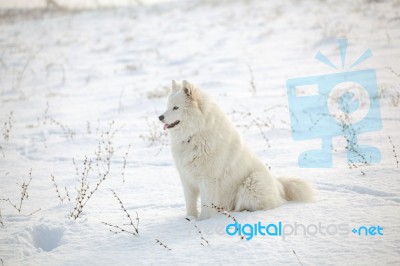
xmin=183 ymin=80 xmax=203 ymax=112
xmin=182 ymin=80 xmax=194 ymax=98
xmin=171 ymin=80 xmax=179 ymax=92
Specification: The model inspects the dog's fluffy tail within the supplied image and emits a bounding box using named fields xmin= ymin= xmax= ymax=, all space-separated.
xmin=277 ymin=177 xmax=316 ymax=202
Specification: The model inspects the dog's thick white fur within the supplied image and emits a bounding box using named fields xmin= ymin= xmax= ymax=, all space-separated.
xmin=159 ymin=80 xmax=315 ymax=220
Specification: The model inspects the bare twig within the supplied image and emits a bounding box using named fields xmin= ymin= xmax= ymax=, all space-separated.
xmin=2 ymin=111 xmax=13 ymax=141
xmin=155 ymin=239 xmax=172 ymax=251
xmin=203 ymin=204 xmax=244 ymax=240
xmin=388 ymin=136 xmax=399 ymax=168
xmin=203 ymin=204 xmax=238 ymax=223
xmin=12 ymin=50 xmax=40 ymax=95
xmin=185 ymin=218 xmax=209 ymax=246
xmin=293 ymin=250 xmax=304 ymax=266
xmin=41 ymin=103 xmax=75 ymax=139
xmin=228 ymin=109 xmax=252 ymax=124
xmin=247 ymin=64 xmax=256 ymax=96
xmin=28 ymin=208 xmax=42 ymax=216
xmin=86 ymin=121 xmax=91 ymax=134
xmin=48 ymin=117 xmax=75 ymax=139
xmin=0 ymin=209 xmax=4 ymax=227
xmin=228 ymin=109 xmax=272 ymax=151
xmin=112 ymin=190 xmax=139 ymax=234
xmin=139 ymin=118 xmax=168 ymax=155
xmin=121 ymin=144 xmax=131 ymax=183
xmin=18 ymin=169 xmax=33 ymax=213
xmin=70 ymin=121 xmax=116 ymax=219
xmin=102 ymin=222 xmax=138 ymax=236
xmin=253 ymin=118 xmax=271 ymax=148
xmin=65 ymin=187 xmax=71 ymax=202
xmin=0 ymin=146 xmax=4 ymax=158
xmin=342 ymin=123 xmax=368 ymax=165
xmin=348 ymin=159 xmax=357 ymax=169
xmin=70 ymin=157 xmax=92 ymax=219
xmin=51 ymin=174 xmax=65 ymax=203
xmin=386 ymin=66 xmax=400 ymax=78
xmin=0 ymin=169 xmax=32 ymax=214
xmin=102 ymin=190 xmax=139 ymax=236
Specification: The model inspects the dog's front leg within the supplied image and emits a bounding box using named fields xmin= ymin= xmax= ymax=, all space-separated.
xmin=181 ymin=178 xmax=199 ymax=218
xmin=198 ymin=179 xmax=218 ymax=220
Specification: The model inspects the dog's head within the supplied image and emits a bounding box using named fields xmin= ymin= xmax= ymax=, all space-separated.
xmin=159 ymin=80 xmax=204 ymax=133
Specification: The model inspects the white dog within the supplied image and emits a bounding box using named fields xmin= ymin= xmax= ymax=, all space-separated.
xmin=159 ymin=80 xmax=315 ymax=220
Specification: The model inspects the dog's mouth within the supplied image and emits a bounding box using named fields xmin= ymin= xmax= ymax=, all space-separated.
xmin=163 ymin=120 xmax=180 ymax=130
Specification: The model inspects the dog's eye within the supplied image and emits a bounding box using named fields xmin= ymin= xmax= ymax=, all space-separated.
xmin=173 ymin=106 xmax=179 ymax=110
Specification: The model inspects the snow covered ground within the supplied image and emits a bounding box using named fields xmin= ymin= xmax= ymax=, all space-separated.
xmin=0 ymin=0 xmax=399 ymax=265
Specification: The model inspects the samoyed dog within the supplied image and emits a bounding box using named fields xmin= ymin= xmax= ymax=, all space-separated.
xmin=159 ymin=80 xmax=315 ymax=220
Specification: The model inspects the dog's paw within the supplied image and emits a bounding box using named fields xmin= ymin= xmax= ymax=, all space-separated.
xmin=186 ymin=208 xmax=198 ymax=218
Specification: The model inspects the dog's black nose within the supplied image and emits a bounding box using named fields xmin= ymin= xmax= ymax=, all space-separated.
xmin=159 ymin=115 xmax=164 ymax=121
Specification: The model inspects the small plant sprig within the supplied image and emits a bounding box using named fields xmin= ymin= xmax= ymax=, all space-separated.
xmin=50 ymin=174 xmax=70 ymax=203
xmin=139 ymin=118 xmax=168 ymax=155
xmin=293 ymin=250 xmax=304 ymax=266
xmin=388 ymin=136 xmax=399 ymax=168
xmin=16 ymin=169 xmax=33 ymax=212
xmin=102 ymin=222 xmax=137 ymax=236
xmin=0 ymin=209 xmax=4 ymax=227
xmin=204 ymin=204 xmax=244 ymax=240
xmin=49 ymin=117 xmax=75 ymax=140
xmin=204 ymin=203 xmax=237 ymax=223
xmin=347 ymin=159 xmax=357 ymax=169
xmin=308 ymin=114 xmax=328 ymax=132
xmin=155 ymin=239 xmax=172 ymax=251
xmin=28 ymin=208 xmax=42 ymax=216
xmin=51 ymin=174 xmax=63 ymax=203
xmin=41 ymin=103 xmax=75 ymax=139
xmin=342 ymin=124 xmax=368 ymax=165
xmin=86 ymin=121 xmax=91 ymax=134
xmin=70 ymin=157 xmax=92 ymax=219
xmin=102 ymin=190 xmax=139 ymax=236
xmin=121 ymin=144 xmax=131 ymax=183
xmin=386 ymin=66 xmax=400 ymax=78
xmin=185 ymin=218 xmax=209 ymax=246
xmin=228 ymin=110 xmax=272 ymax=150
xmin=0 ymin=169 xmax=32 ymax=213
xmin=348 ymin=162 xmax=368 ymax=176
xmin=247 ymin=63 xmax=256 ymax=96
xmin=336 ymin=104 xmax=369 ymax=166
xmin=253 ymin=118 xmax=271 ymax=148
xmin=0 ymin=146 xmax=4 ymax=158
xmin=2 ymin=111 xmax=13 ymax=141
xmin=95 ymin=121 xmax=115 ymax=179
xmin=64 ymin=187 xmax=71 ymax=202
xmin=228 ymin=109 xmax=252 ymax=124
xmin=70 ymin=121 xmax=117 ymax=219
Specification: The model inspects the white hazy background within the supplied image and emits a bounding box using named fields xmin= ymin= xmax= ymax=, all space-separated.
xmin=0 ymin=0 xmax=170 ymax=9
xmin=0 ymin=0 xmax=399 ymax=265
